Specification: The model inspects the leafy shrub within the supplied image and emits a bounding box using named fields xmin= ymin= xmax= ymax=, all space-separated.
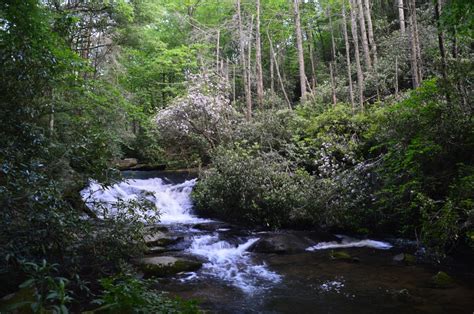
xmin=93 ymin=274 xmax=199 ymax=313
xmin=193 ymin=145 xmax=316 ymax=228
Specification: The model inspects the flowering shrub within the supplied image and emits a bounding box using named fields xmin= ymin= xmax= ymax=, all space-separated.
xmin=155 ymin=73 xmax=237 ymax=164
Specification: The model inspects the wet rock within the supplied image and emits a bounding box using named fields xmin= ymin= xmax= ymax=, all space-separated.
xmin=137 ymin=256 xmax=202 ymax=277
xmin=330 ymin=250 xmax=351 ymax=260
xmin=430 ymin=271 xmax=454 ymax=288
xmin=116 ymin=158 xmax=138 ymax=170
xmin=393 ymin=253 xmax=416 ymax=264
xmin=390 ymin=289 xmax=423 ymax=304
xmin=145 ymin=246 xmax=168 ymax=255
xmin=144 ymin=232 xmax=183 ymax=247
xmin=193 ymin=222 xmax=230 ymax=232
xmin=0 ymin=287 xmax=35 ymax=312
xmin=249 ymin=233 xmax=313 ymax=254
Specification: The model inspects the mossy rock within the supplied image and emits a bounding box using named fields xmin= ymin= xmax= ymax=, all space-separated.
xmin=430 ymin=271 xmax=454 ymax=288
xmin=393 ymin=253 xmax=416 ymax=265
xmin=0 ymin=287 xmax=35 ymax=313
xmin=330 ymin=251 xmax=351 ymax=260
xmin=137 ymin=256 xmax=202 ymax=277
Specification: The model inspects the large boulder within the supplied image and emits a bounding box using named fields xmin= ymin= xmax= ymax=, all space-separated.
xmin=137 ymin=256 xmax=202 ymax=277
xmin=249 ymin=233 xmax=313 ymax=254
xmin=144 ymin=232 xmax=183 ymax=247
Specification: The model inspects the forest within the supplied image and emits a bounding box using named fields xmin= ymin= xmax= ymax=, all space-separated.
xmin=0 ymin=0 xmax=473 ymax=312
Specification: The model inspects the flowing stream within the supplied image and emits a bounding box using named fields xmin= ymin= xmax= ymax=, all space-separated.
xmin=82 ymin=171 xmax=474 ymax=313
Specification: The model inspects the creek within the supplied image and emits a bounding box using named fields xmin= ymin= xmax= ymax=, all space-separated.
xmin=82 ymin=171 xmax=474 ymax=313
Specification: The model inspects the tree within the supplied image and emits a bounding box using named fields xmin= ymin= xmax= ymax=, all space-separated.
xmin=342 ymin=1 xmax=355 ymax=109
xmin=349 ymin=0 xmax=365 ymax=109
xmin=293 ymin=0 xmax=307 ymax=101
xmin=255 ymin=0 xmax=264 ymax=107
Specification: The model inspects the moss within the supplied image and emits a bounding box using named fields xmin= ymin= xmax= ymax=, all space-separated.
xmin=431 ymin=271 xmax=454 ymax=288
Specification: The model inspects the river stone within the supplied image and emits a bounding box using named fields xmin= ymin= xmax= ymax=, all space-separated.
xmin=430 ymin=271 xmax=454 ymax=288
xmin=137 ymin=256 xmax=202 ymax=277
xmin=145 ymin=246 xmax=168 ymax=255
xmin=144 ymin=232 xmax=182 ymax=247
xmin=393 ymin=253 xmax=416 ymax=264
xmin=116 ymin=158 xmax=138 ymax=170
xmin=249 ymin=233 xmax=313 ymax=254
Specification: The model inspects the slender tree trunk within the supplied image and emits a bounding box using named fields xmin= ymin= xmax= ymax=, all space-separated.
xmin=293 ymin=0 xmax=307 ymax=101
xmin=330 ymin=62 xmax=337 ymax=106
xmin=342 ymin=2 xmax=355 ymax=110
xmin=232 ymin=63 xmax=236 ymax=103
xmin=237 ymin=0 xmax=252 ymax=120
xmin=408 ymin=0 xmax=421 ymax=88
xmin=395 ymin=56 xmax=399 ymax=95
xmin=434 ymin=0 xmax=447 ymax=82
xmin=398 ymin=0 xmax=406 ymax=34
xmin=267 ymin=31 xmax=291 ymax=109
xmin=270 ymin=48 xmax=275 ymax=93
xmin=356 ymin=0 xmax=372 ymax=70
xmin=216 ymin=29 xmax=220 ymax=74
xmin=350 ymin=0 xmax=365 ymax=109
xmin=247 ymin=15 xmax=254 ymax=117
xmin=328 ymin=6 xmax=337 ymax=63
xmin=363 ymin=0 xmax=377 ymax=65
xmin=255 ymin=0 xmax=264 ymax=107
xmin=412 ymin=0 xmax=422 ymax=83
xmin=307 ymin=30 xmax=317 ymax=91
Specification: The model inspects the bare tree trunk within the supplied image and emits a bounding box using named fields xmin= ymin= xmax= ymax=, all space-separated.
xmin=307 ymin=29 xmax=317 ymax=90
xmin=412 ymin=0 xmax=423 ymax=83
xmin=395 ymin=56 xmax=399 ymax=95
xmin=434 ymin=0 xmax=447 ymax=82
xmin=247 ymin=15 xmax=254 ymax=117
xmin=237 ymin=0 xmax=252 ymax=120
xmin=356 ymin=0 xmax=372 ymax=70
xmin=330 ymin=62 xmax=337 ymax=106
xmin=342 ymin=2 xmax=355 ymax=110
xmin=232 ymin=63 xmax=236 ymax=103
xmin=328 ymin=6 xmax=337 ymax=63
xmin=255 ymin=0 xmax=264 ymax=108
xmin=267 ymin=30 xmax=292 ymax=110
xmin=398 ymin=0 xmax=406 ymax=34
xmin=350 ymin=0 xmax=365 ymax=110
xmin=363 ymin=0 xmax=377 ymax=65
xmin=270 ymin=47 xmax=275 ymax=93
xmin=216 ymin=29 xmax=220 ymax=74
xmin=293 ymin=0 xmax=307 ymax=101
xmin=408 ymin=0 xmax=421 ymax=88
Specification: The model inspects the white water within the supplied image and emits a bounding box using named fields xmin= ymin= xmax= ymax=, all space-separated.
xmin=81 ymin=176 xmax=281 ymax=292
xmin=80 ymin=178 xmax=207 ymax=224
xmin=306 ymin=234 xmax=392 ymax=251
xmin=188 ymin=234 xmax=282 ymax=293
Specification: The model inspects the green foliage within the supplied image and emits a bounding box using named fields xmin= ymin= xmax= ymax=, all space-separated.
xmin=93 ymin=274 xmax=199 ymax=313
xmin=193 ymin=145 xmax=315 ymax=228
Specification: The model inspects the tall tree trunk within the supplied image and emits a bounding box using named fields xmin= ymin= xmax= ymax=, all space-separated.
xmin=363 ymin=0 xmax=377 ymax=65
xmin=307 ymin=29 xmax=317 ymax=90
xmin=434 ymin=0 xmax=447 ymax=82
xmin=330 ymin=62 xmax=337 ymax=106
xmin=342 ymin=2 xmax=355 ymax=110
xmin=216 ymin=29 xmax=220 ymax=74
xmin=270 ymin=47 xmax=275 ymax=93
xmin=293 ymin=0 xmax=307 ymax=101
xmin=408 ymin=0 xmax=421 ymax=88
xmin=328 ymin=6 xmax=337 ymax=63
xmin=395 ymin=56 xmax=399 ymax=95
xmin=356 ymin=0 xmax=372 ymax=70
xmin=237 ymin=0 xmax=252 ymax=120
xmin=247 ymin=15 xmax=254 ymax=117
xmin=267 ymin=31 xmax=292 ymax=110
xmin=398 ymin=0 xmax=406 ymax=34
xmin=255 ymin=0 xmax=264 ymax=107
xmin=350 ymin=0 xmax=365 ymax=109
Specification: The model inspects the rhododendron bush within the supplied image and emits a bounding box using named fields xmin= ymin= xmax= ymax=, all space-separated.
xmin=155 ymin=73 xmax=237 ymax=164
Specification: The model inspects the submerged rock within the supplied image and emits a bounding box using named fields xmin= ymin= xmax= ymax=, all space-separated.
xmin=249 ymin=233 xmax=313 ymax=254
xmin=393 ymin=253 xmax=416 ymax=264
xmin=430 ymin=271 xmax=455 ymax=288
xmin=137 ymin=256 xmax=202 ymax=277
